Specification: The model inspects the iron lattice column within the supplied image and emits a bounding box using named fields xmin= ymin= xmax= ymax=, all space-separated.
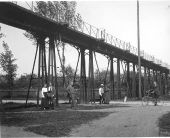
xmin=117 ymin=58 xmax=121 ymax=99
xmin=143 ymin=67 xmax=147 ymax=95
xmin=132 ymin=63 xmax=136 ymax=97
xmin=48 ymin=36 xmax=58 ymax=106
xmin=155 ymin=70 xmax=158 ymax=82
xmin=80 ymin=48 xmax=87 ymax=104
xmin=160 ymin=71 xmax=163 ymax=95
xmin=153 ymin=70 xmax=155 ymax=82
xmin=148 ymin=68 xmax=151 ymax=89
xmin=110 ymin=56 xmax=114 ymax=100
xmin=126 ymin=61 xmax=130 ymax=97
xmin=162 ymin=73 xmax=165 ymax=95
xmin=165 ymin=73 xmax=168 ymax=95
xmin=88 ymin=50 xmax=94 ymax=103
xmin=37 ymin=35 xmax=47 ymax=106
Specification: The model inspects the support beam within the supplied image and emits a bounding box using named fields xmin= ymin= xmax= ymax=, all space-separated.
xmin=80 ymin=48 xmax=87 ymax=104
xmin=127 ymin=61 xmax=130 ymax=97
xmin=132 ymin=63 xmax=136 ymax=97
xmin=148 ymin=68 xmax=151 ymax=89
xmin=37 ymin=36 xmax=46 ymax=106
xmin=110 ymin=56 xmax=114 ymax=99
xmin=144 ymin=66 xmax=147 ymax=95
xmin=117 ymin=58 xmax=121 ymax=99
xmin=165 ymin=73 xmax=168 ymax=95
xmin=49 ymin=36 xmax=58 ymax=106
xmin=159 ymin=72 xmax=163 ymax=96
xmin=88 ymin=50 xmax=94 ymax=103
xmin=26 ymin=42 xmax=38 ymax=106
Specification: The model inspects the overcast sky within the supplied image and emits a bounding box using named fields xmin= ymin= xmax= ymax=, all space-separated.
xmin=0 ymin=0 xmax=170 ymax=76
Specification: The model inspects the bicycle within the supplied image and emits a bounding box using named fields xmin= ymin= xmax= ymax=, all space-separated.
xmin=142 ymin=89 xmax=164 ymax=106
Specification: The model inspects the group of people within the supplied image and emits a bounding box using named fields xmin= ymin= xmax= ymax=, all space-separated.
xmin=40 ymin=80 xmax=159 ymax=109
xmin=40 ymin=83 xmax=56 ymax=110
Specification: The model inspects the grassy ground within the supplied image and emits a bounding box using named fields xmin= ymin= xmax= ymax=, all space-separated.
xmin=0 ymin=102 xmax=130 ymax=112
xmin=0 ymin=102 xmax=130 ymax=137
xmin=159 ymin=112 xmax=170 ymax=136
xmin=1 ymin=110 xmax=111 ymax=137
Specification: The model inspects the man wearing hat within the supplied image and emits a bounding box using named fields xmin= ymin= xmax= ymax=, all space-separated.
xmin=99 ymin=84 xmax=104 ymax=104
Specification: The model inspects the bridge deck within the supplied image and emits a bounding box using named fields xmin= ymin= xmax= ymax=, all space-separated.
xmin=0 ymin=2 xmax=168 ymax=73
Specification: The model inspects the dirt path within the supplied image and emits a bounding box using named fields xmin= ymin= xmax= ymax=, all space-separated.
xmin=1 ymin=103 xmax=170 ymax=137
xmin=70 ymin=104 xmax=170 ymax=137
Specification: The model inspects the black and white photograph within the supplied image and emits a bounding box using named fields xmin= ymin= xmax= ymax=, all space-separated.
xmin=0 ymin=0 xmax=170 ymax=137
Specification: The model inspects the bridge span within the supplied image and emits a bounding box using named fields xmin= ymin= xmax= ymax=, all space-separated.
xmin=0 ymin=2 xmax=169 ymax=105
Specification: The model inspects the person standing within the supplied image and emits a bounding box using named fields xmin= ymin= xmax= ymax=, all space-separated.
xmin=48 ymin=83 xmax=55 ymax=109
xmin=99 ymin=84 xmax=104 ymax=104
xmin=41 ymin=84 xmax=48 ymax=109
xmin=66 ymin=81 xmax=78 ymax=108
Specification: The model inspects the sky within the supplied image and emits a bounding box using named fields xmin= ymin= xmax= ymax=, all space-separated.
xmin=0 ymin=0 xmax=170 ymax=77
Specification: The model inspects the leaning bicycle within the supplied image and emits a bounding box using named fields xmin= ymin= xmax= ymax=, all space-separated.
xmin=142 ymin=89 xmax=163 ymax=106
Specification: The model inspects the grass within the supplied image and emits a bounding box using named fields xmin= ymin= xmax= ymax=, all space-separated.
xmin=1 ymin=110 xmax=111 ymax=137
xmin=159 ymin=112 xmax=170 ymax=136
xmin=0 ymin=102 xmax=130 ymax=112
xmin=0 ymin=102 xmax=130 ymax=137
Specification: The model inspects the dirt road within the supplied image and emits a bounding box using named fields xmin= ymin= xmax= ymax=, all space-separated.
xmin=70 ymin=104 xmax=170 ymax=137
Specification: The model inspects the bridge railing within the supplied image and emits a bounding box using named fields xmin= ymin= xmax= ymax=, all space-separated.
xmin=10 ymin=1 xmax=169 ymax=69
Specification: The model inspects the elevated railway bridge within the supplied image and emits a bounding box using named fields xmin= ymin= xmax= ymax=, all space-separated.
xmin=0 ymin=2 xmax=169 ymax=105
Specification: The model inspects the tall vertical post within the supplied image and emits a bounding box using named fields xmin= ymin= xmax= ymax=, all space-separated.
xmin=165 ymin=73 xmax=168 ymax=95
xmin=155 ymin=70 xmax=158 ymax=82
xmin=153 ymin=70 xmax=156 ymax=82
xmin=162 ymin=73 xmax=165 ymax=95
xmin=80 ymin=48 xmax=87 ymax=104
xmin=137 ymin=0 xmax=142 ymax=98
xmin=110 ymin=56 xmax=114 ymax=99
xmin=127 ymin=61 xmax=130 ymax=97
xmin=88 ymin=50 xmax=94 ymax=103
xmin=26 ymin=43 xmax=38 ymax=106
xmin=62 ymin=43 xmax=65 ymax=87
xmin=53 ymin=39 xmax=58 ymax=106
xmin=48 ymin=36 xmax=58 ymax=105
xmin=117 ymin=58 xmax=121 ymax=99
xmin=159 ymin=72 xmax=162 ymax=96
xmin=144 ymin=67 xmax=147 ymax=95
xmin=37 ymin=36 xmax=46 ymax=106
xmin=148 ymin=68 xmax=151 ymax=89
xmin=132 ymin=63 xmax=136 ymax=97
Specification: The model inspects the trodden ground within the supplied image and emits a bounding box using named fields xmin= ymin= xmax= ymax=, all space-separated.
xmin=70 ymin=102 xmax=170 ymax=137
xmin=1 ymin=101 xmax=170 ymax=137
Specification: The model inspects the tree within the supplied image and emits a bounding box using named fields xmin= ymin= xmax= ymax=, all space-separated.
xmin=24 ymin=1 xmax=83 ymax=44
xmin=23 ymin=1 xmax=83 ymax=88
xmin=64 ymin=64 xmax=75 ymax=83
xmin=0 ymin=41 xmax=18 ymax=89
